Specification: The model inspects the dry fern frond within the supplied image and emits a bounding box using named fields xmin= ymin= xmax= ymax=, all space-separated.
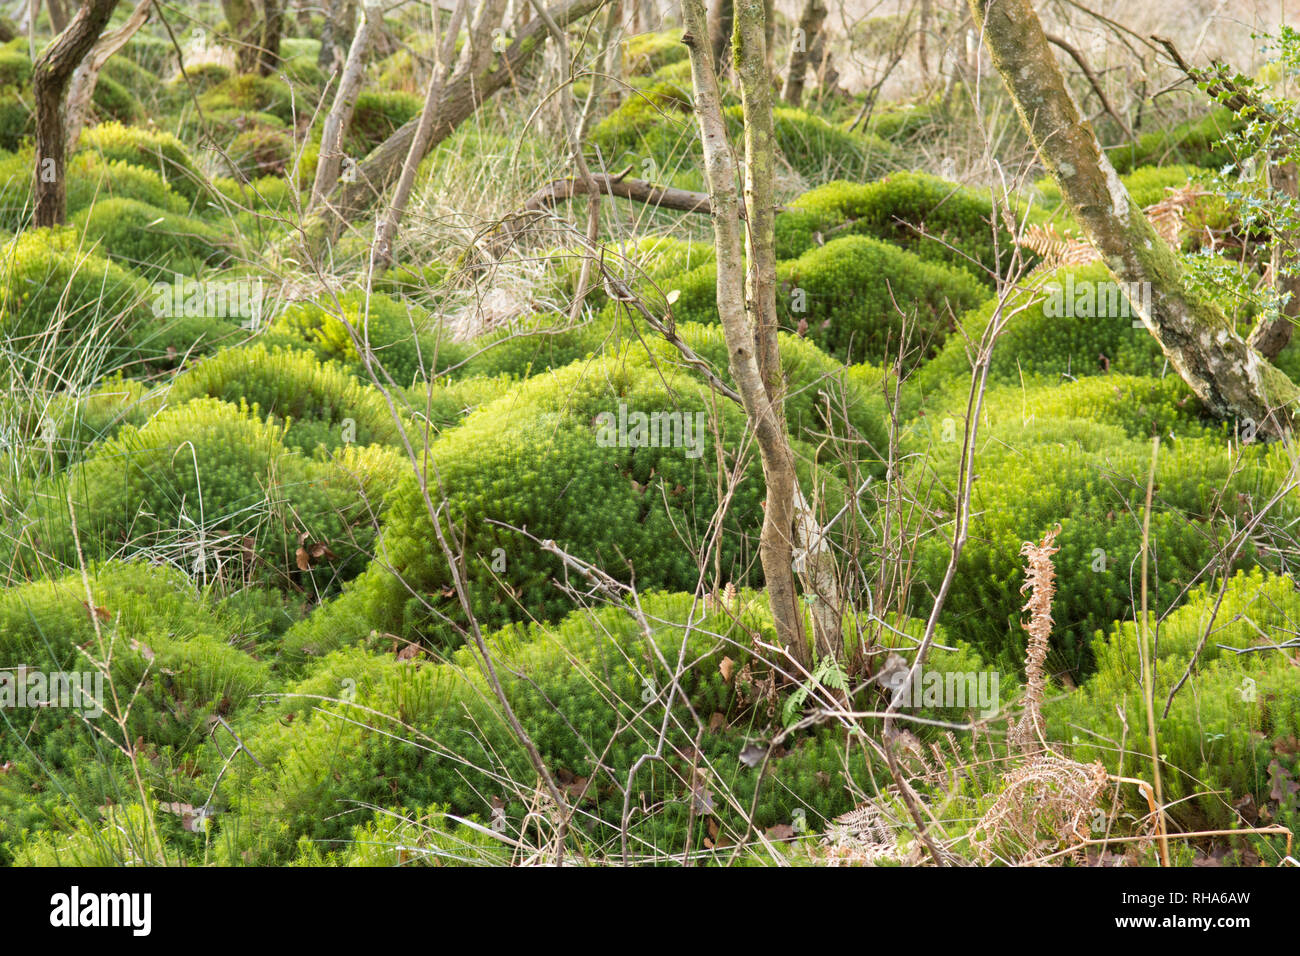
xmin=970 ymin=755 xmax=1108 ymax=865
xmin=1012 ymin=525 xmax=1060 ymax=754
xmin=821 ymin=801 xmax=901 ymax=866
xmin=1144 ymin=183 xmax=1209 ymax=247
xmin=1018 ymin=183 xmax=1209 ymax=276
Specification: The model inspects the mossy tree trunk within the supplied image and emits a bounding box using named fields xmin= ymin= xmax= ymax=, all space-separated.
xmin=683 ymin=0 xmax=844 ymax=668
xmin=33 ymin=0 xmax=120 ymax=228
xmin=780 ymin=0 xmax=825 ymax=108
xmin=221 ymin=0 xmax=261 ymax=73
xmin=257 ymin=0 xmax=282 ymax=76
xmin=969 ymin=0 xmax=1300 ymax=438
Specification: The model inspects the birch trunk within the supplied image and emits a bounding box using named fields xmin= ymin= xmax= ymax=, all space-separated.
xmin=969 ymin=0 xmax=1300 ymax=437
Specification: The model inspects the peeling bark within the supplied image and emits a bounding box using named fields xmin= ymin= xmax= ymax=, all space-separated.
xmin=969 ymin=0 xmax=1299 ymax=437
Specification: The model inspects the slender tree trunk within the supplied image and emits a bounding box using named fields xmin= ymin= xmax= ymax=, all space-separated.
xmin=33 ymin=0 xmax=120 ymax=228
xmin=300 ymin=0 xmax=602 ymax=247
xmin=47 ymin=0 xmax=66 ymax=31
xmin=968 ymin=0 xmax=1299 ymax=436
xmin=780 ymin=0 xmax=825 ymax=107
xmin=683 ymin=0 xmax=813 ymax=669
xmin=65 ymin=0 xmax=150 ymax=152
xmin=221 ymin=0 xmax=260 ymax=73
xmin=310 ymin=0 xmax=380 ymax=210
xmin=707 ymin=0 xmax=731 ymax=73
xmin=372 ymin=0 xmax=467 ymax=268
xmin=257 ymin=0 xmax=282 ymax=76
xmin=1251 ymin=157 xmax=1299 ymax=359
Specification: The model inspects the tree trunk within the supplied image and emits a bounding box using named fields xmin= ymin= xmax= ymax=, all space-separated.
xmin=33 ymin=0 xmax=120 ymax=228
xmin=683 ymin=0 xmax=815 ymax=669
xmin=707 ymin=0 xmax=731 ymax=74
xmin=257 ymin=0 xmax=282 ymax=76
xmin=300 ymin=0 xmax=602 ymax=248
xmin=46 ymin=0 xmax=66 ymax=31
xmin=65 ymin=0 xmax=150 ymax=152
xmin=318 ymin=0 xmax=357 ymax=73
xmin=221 ymin=0 xmax=260 ymax=73
xmin=1251 ymin=157 xmax=1299 ymax=360
xmin=780 ymin=0 xmax=825 ymax=107
xmin=968 ymin=0 xmax=1299 ymax=437
xmin=372 ymin=0 xmax=467 ymax=268
xmin=310 ymin=0 xmax=380 ymax=209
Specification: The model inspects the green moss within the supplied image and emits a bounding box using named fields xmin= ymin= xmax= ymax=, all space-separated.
xmin=199 ymin=74 xmax=296 ymax=124
xmin=169 ymin=343 xmax=412 ymax=452
xmin=667 ymin=234 xmax=987 ymax=367
xmin=1109 ymin=108 xmax=1240 ymax=175
xmin=72 ymin=197 xmax=231 ymax=274
xmin=346 ymin=90 xmax=421 ymax=154
xmin=264 ymin=290 xmax=460 ymax=386
xmin=903 ymin=418 xmax=1293 ymax=680
xmin=78 ymin=121 xmax=209 ymax=203
xmin=8 ymin=399 xmax=385 ymax=593
xmin=0 ymin=227 xmax=153 ymax=380
xmin=0 ymin=561 xmax=269 ymax=863
xmin=777 ymin=171 xmax=1044 ymax=277
xmin=918 ymin=263 xmax=1167 ymax=393
xmin=225 ymin=592 xmax=877 ymax=863
xmin=1052 ymin=569 xmax=1300 ymax=838
xmin=280 ymin=353 xmax=844 ymax=657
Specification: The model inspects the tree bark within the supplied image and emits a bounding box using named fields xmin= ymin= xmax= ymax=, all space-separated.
xmin=318 ymin=0 xmax=357 ymax=73
xmin=300 ymin=0 xmax=602 ymax=247
xmin=371 ymin=0 xmax=467 ymax=268
xmin=221 ymin=0 xmax=260 ymax=73
xmin=707 ymin=0 xmax=731 ymax=74
xmin=683 ymin=0 xmax=813 ymax=669
xmin=310 ymin=0 xmax=380 ymax=209
xmin=65 ymin=0 xmax=150 ymax=152
xmin=780 ymin=0 xmax=825 ymax=108
xmin=257 ymin=0 xmax=282 ymax=76
xmin=1251 ymin=157 xmax=1299 ymax=360
xmin=969 ymin=0 xmax=1299 ymax=437
xmin=33 ymin=0 xmax=120 ymax=228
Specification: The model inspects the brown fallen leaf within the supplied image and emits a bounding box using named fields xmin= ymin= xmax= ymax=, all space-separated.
xmin=82 ymin=601 xmax=111 ymax=623
xmin=708 ymin=712 xmax=725 ymax=733
xmin=765 ymin=823 xmax=796 ymax=841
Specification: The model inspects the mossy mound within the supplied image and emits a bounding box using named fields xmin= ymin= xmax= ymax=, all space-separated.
xmin=72 ymin=197 xmax=232 ymax=274
xmin=279 ymin=353 xmax=846 ymax=659
xmin=1051 ymin=569 xmax=1300 ymax=839
xmin=168 ymin=343 xmax=411 ymax=452
xmin=667 ymin=234 xmax=988 ymax=366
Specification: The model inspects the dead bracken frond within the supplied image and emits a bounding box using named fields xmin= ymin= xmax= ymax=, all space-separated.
xmin=1012 ymin=525 xmax=1060 ymax=754
xmin=1019 ymin=183 xmax=1208 ymax=274
xmin=820 ymin=801 xmax=903 ymax=866
xmin=970 ymin=754 xmax=1109 ymax=865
